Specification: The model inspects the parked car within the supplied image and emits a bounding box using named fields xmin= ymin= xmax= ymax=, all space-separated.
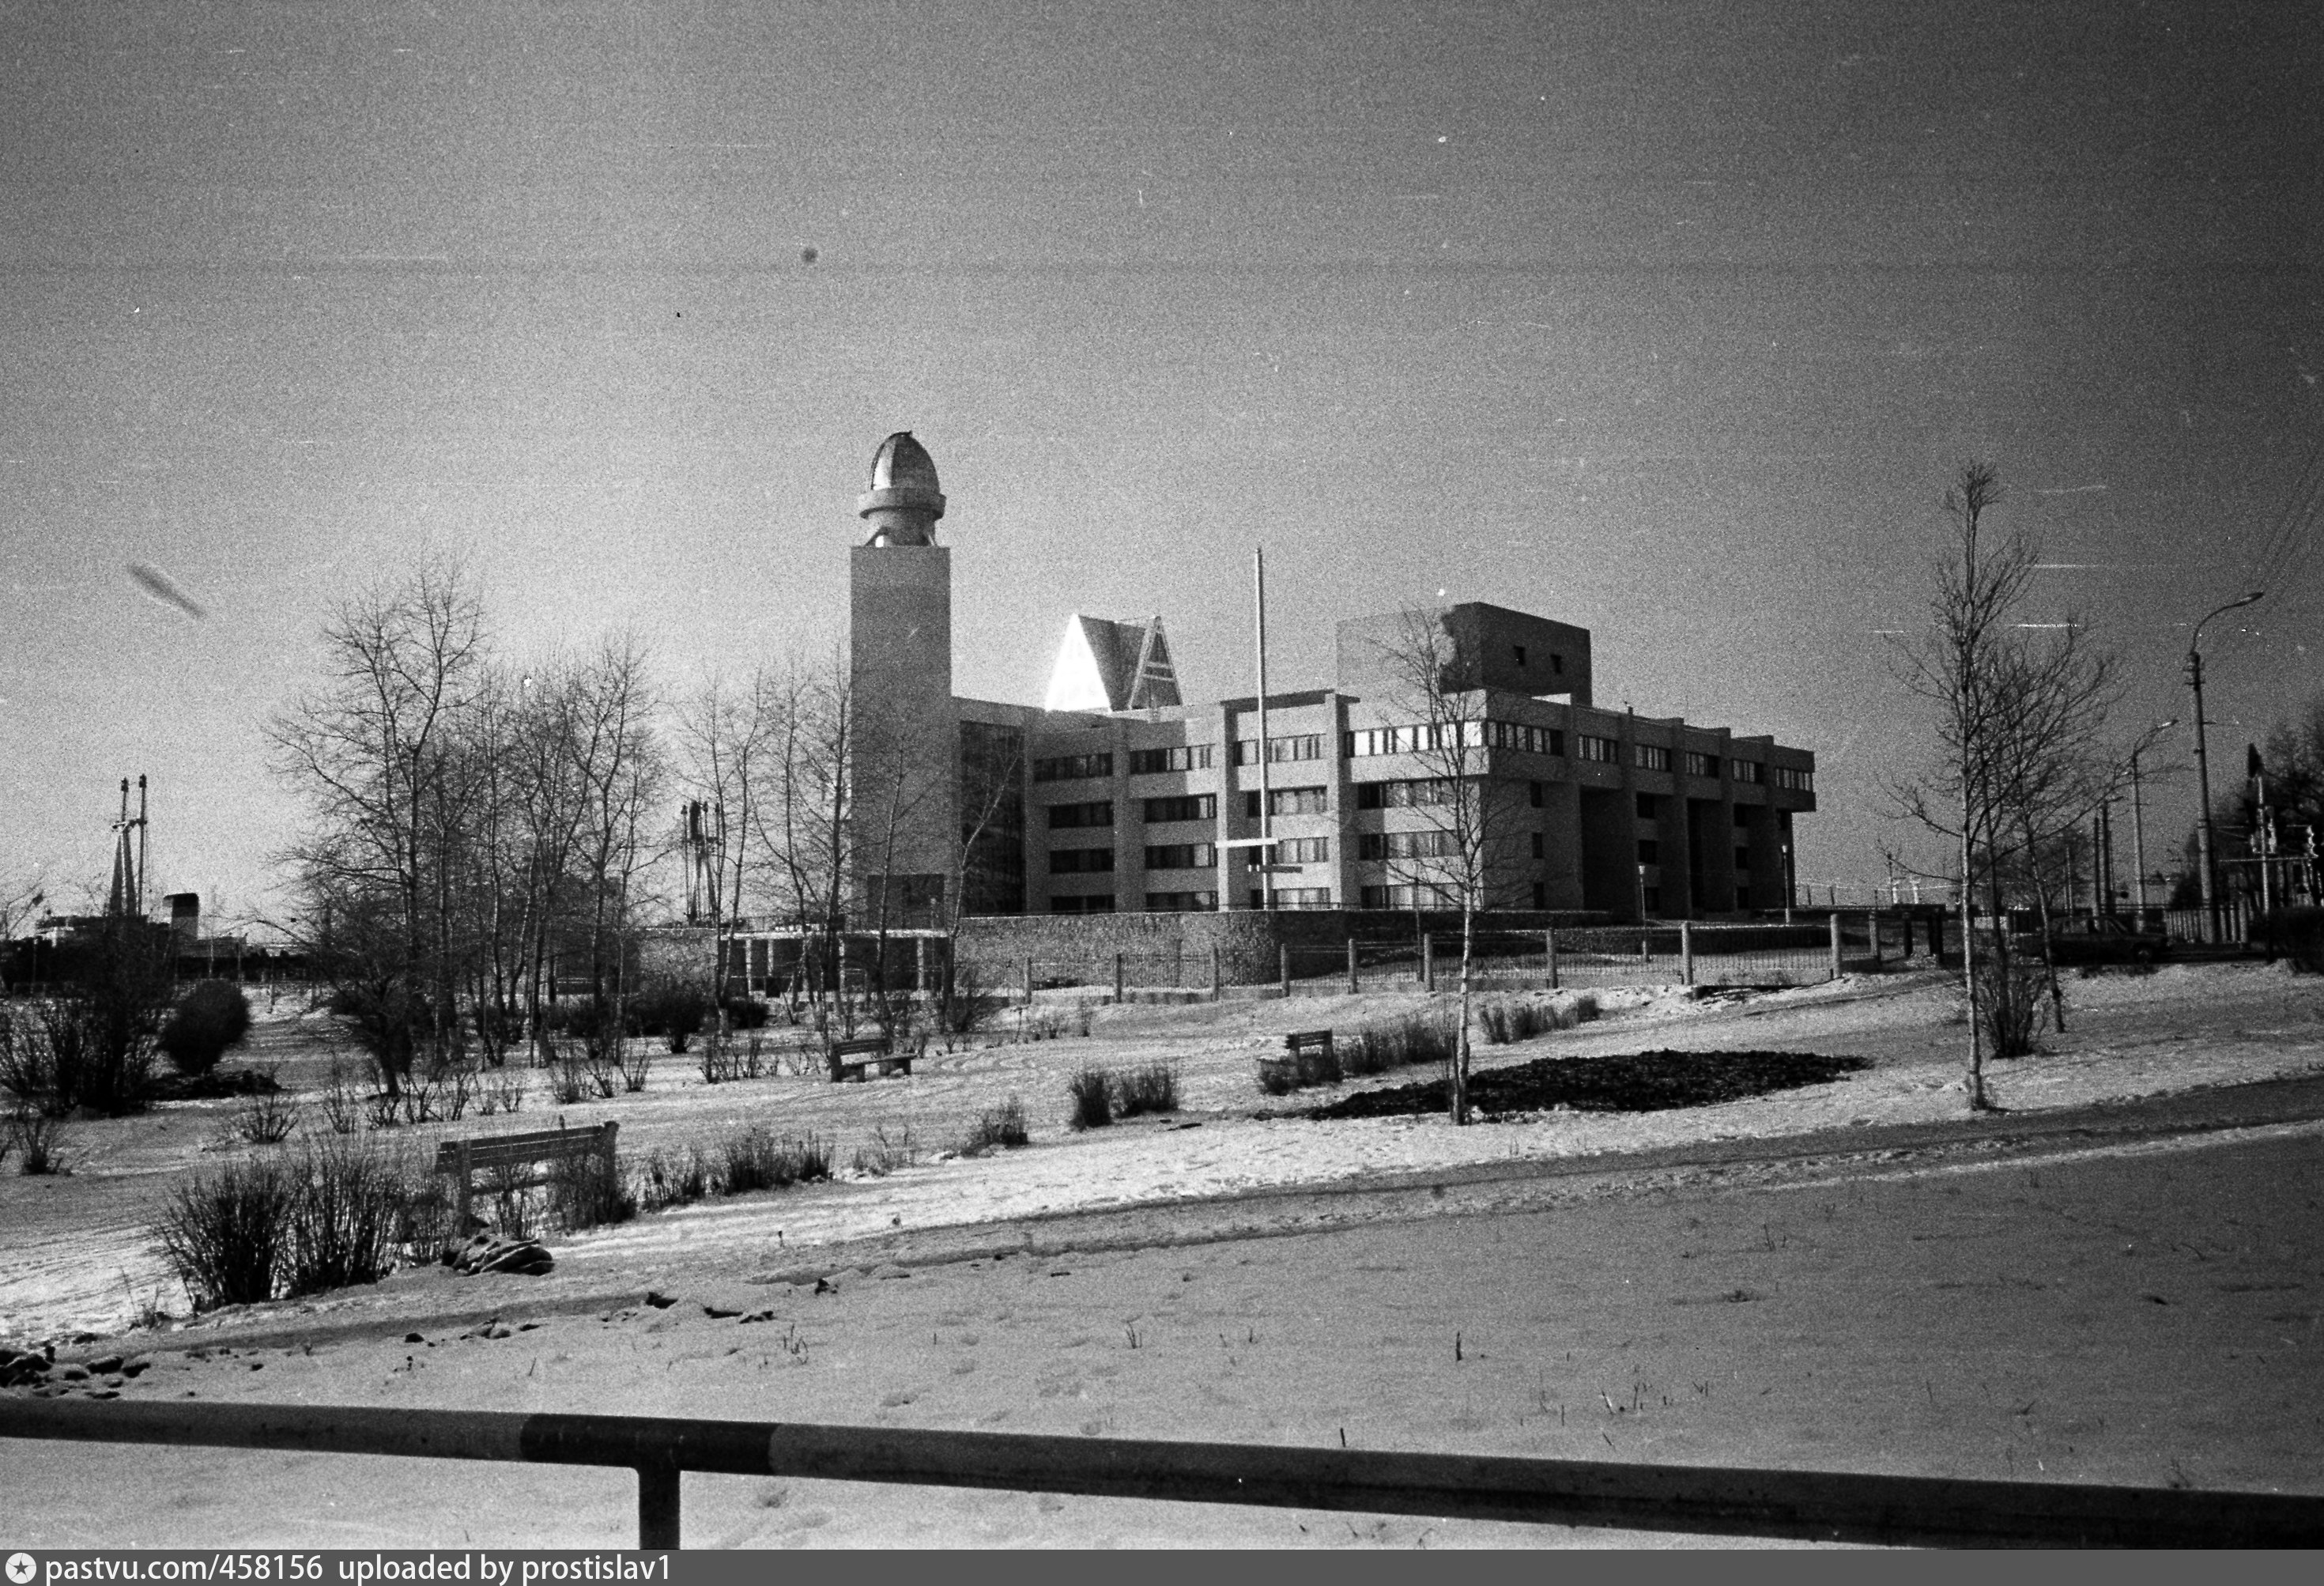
xmin=2014 ymin=915 xmax=2171 ymax=966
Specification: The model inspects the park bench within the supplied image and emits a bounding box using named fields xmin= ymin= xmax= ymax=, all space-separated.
xmin=435 ymin=1121 xmax=618 ymax=1234
xmin=1259 ymin=1029 xmax=1337 ymax=1091
xmin=827 ymin=1034 xmax=913 ymax=1083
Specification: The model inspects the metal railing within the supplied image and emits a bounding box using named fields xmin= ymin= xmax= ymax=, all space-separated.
xmin=2 ymin=1399 xmax=2317 ymax=1549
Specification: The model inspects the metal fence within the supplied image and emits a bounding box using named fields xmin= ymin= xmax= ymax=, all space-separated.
xmin=3 ymin=1399 xmax=2315 ymax=1549
xmin=998 ymin=918 xmax=1907 ymax=1003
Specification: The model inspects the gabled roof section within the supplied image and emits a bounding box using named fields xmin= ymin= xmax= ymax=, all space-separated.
xmin=1043 ymin=614 xmax=1183 ymax=712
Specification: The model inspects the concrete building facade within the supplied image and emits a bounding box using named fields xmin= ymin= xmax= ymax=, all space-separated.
xmin=847 ymin=433 xmax=1814 ymax=927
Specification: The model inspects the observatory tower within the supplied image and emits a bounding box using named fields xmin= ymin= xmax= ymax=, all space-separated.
xmin=848 ymin=432 xmax=956 ymax=923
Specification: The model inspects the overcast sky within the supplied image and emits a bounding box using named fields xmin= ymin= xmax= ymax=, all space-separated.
xmin=3 ymin=0 xmax=2319 ymax=924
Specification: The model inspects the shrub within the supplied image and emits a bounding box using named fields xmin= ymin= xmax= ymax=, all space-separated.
xmin=545 ymin=1143 xmax=633 ymax=1232
xmin=852 ymin=1123 xmax=919 ymax=1176
xmin=319 ymin=1060 xmax=362 ymax=1135
xmin=226 ymin=1088 xmax=300 ymax=1146
xmin=157 ymin=980 xmax=251 ymax=1076
xmin=1340 ymin=1013 xmax=1459 ymax=1079
xmin=1066 ymin=1067 xmax=1113 ymax=1130
xmin=724 ymin=1127 xmax=833 ymax=1194
xmin=719 ymin=996 xmax=773 ymax=1031
xmin=153 ymin=1139 xmax=424 ymax=1311
xmin=1975 ymin=950 xmax=2044 ymax=1059
xmin=5 ymin=1107 xmax=68 ymax=1175
xmin=957 ymin=1096 xmax=1029 ymax=1155
xmin=1115 ymin=1062 xmax=1179 ymax=1116
xmin=1480 ymin=998 xmax=1561 ymax=1046
xmin=632 ymin=979 xmax=713 ymax=1053
xmin=154 ymin=1157 xmax=289 ymax=1309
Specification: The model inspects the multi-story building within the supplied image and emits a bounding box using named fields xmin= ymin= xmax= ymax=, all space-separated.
xmin=848 ymin=432 xmax=1814 ymax=926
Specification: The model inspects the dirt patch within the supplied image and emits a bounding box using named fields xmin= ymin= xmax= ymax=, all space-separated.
xmin=1306 ymin=1050 xmax=1873 ymax=1121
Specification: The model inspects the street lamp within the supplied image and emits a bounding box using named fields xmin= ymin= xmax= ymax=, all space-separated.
xmin=2129 ymin=719 xmax=2175 ymax=932
xmin=2190 ymin=591 xmax=2263 ymax=942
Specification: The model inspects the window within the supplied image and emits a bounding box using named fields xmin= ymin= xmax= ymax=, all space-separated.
xmin=1358 ymin=829 xmax=1458 ymax=861
xmin=1048 ymin=847 xmax=1115 ymax=874
xmin=1360 ymin=883 xmax=1456 ymax=909
xmin=1734 ymin=847 xmax=1752 ymax=871
xmin=1551 ymin=653 xmax=1564 ymax=675
xmin=1732 ymin=806 xmax=1755 ymax=826
xmin=1533 ymin=882 xmax=1547 ymax=908
xmin=1144 ymin=843 xmax=1216 ymax=870
xmin=1243 ymin=785 xmax=1328 ymax=818
xmin=1637 ymin=840 xmax=1660 ymax=864
xmin=1641 ymin=886 xmax=1661 ymax=913
xmin=1049 ymin=895 xmax=1115 ymax=914
xmin=1142 ymin=794 xmax=1216 ymax=824
xmin=1032 ymin=751 xmax=1111 ymax=783
xmin=1128 ymin=744 xmax=1214 ymax=774
xmin=1235 ymin=734 xmax=1324 ymax=765
xmin=1354 ymin=778 xmax=1455 ymax=809
xmin=1773 ymin=765 xmax=1815 ymax=792
xmin=1576 ymin=734 xmax=1618 ymax=764
xmin=1531 ymin=832 xmax=1545 ymax=859
xmin=1730 ymin=760 xmax=1764 ymax=784
xmin=1513 ymin=644 xmax=1527 ymax=666
xmin=1635 ymin=792 xmax=1659 ymax=818
xmin=1261 ymin=836 xmax=1330 ymax=865
xmin=1684 ymin=751 xmax=1719 ymax=779
xmin=1635 ymin=743 xmax=1672 ymax=772
xmin=1047 ymin=800 xmax=1114 ymax=829
xmin=1145 ymin=890 xmax=1217 ymax=912
xmin=1250 ymin=886 xmax=1332 ymax=909
xmin=1487 ymin=721 xmax=1564 ymax=757
xmin=1529 ymin=780 xmax=1544 ymax=808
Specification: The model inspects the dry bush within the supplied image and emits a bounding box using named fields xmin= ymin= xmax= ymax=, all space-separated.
xmin=1066 ymin=1067 xmax=1113 ymax=1129
xmin=225 ymin=1087 xmax=300 ymax=1146
xmin=852 ymin=1123 xmax=919 ymax=1176
xmin=152 ymin=1139 xmax=423 ymax=1312
xmin=956 ymin=1096 xmax=1029 ymax=1156
xmin=5 ymin=1106 xmax=69 ymax=1176
xmin=1113 ymin=1062 xmax=1179 ymax=1116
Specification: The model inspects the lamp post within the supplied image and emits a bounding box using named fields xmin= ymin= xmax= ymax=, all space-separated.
xmin=2129 ymin=719 xmax=2175 ymax=932
xmin=2189 ymin=592 xmax=2263 ymax=943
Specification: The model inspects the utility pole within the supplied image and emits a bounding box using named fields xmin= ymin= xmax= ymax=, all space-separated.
xmin=2190 ymin=592 xmax=2262 ymax=942
xmin=1252 ymin=547 xmax=1273 ymax=913
xmin=2130 ymin=746 xmax=2151 ymax=929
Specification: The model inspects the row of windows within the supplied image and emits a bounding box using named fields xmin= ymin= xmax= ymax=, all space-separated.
xmin=1355 ymin=778 xmax=1454 ymax=810
xmin=1059 ymin=770 xmax=1805 ymax=830
xmin=1635 ymin=743 xmax=1672 ymax=772
xmin=1146 ymin=890 xmax=1217 ymax=912
xmin=1252 ymin=886 xmax=1333 ymax=908
xmin=1490 ymin=721 xmax=1565 ymax=757
xmin=1051 ymin=840 xmax=1324 ymax=871
xmin=1731 ymin=759 xmax=1763 ymax=784
xmin=1129 ymin=743 xmax=1215 ymax=773
xmin=1233 ymin=733 xmax=1326 ymax=765
xmin=1049 ymin=895 xmax=1115 ymax=914
xmin=1357 ymin=829 xmax=1460 ymax=861
xmin=1360 ymin=883 xmax=1458 ymax=910
xmin=1051 ymin=890 xmax=1338 ymax=914
xmin=1576 ymin=734 xmax=1619 ymax=763
xmin=1251 ymin=785 xmax=1328 ymax=818
xmin=1032 ymin=751 xmax=1111 ymax=783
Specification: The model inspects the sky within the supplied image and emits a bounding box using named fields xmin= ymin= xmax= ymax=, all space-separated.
xmin=3 ymin=0 xmax=2320 ymax=930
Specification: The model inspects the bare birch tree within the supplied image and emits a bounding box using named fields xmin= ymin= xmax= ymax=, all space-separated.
xmin=1369 ymin=606 xmax=1530 ymax=1125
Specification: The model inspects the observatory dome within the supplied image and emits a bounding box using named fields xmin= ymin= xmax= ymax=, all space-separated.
xmin=857 ymin=431 xmax=947 ymax=544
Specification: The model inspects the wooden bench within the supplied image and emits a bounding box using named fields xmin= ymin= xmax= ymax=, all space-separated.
xmin=827 ymin=1035 xmax=913 ymax=1083
xmin=435 ymin=1121 xmax=618 ymax=1233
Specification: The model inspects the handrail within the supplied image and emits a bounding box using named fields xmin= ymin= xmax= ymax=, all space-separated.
xmin=4 ymin=1399 xmax=2318 ymax=1550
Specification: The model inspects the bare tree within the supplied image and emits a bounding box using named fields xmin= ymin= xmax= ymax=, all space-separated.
xmin=269 ymin=561 xmax=487 ymax=1094
xmin=743 ymin=648 xmax=855 ymax=1017
xmin=674 ymin=665 xmax=775 ymax=1025
xmin=1368 ymin=606 xmax=1531 ymax=1124
xmin=1890 ymin=463 xmax=2118 ymax=1108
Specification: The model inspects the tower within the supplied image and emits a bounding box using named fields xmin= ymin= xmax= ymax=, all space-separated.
xmin=849 ymin=432 xmax=957 ymax=926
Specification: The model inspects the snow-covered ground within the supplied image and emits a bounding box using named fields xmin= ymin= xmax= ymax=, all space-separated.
xmin=6 ymin=960 xmax=2322 ymax=1346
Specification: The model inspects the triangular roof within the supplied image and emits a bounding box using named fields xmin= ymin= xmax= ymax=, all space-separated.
xmin=1043 ymin=615 xmax=1183 ymax=712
